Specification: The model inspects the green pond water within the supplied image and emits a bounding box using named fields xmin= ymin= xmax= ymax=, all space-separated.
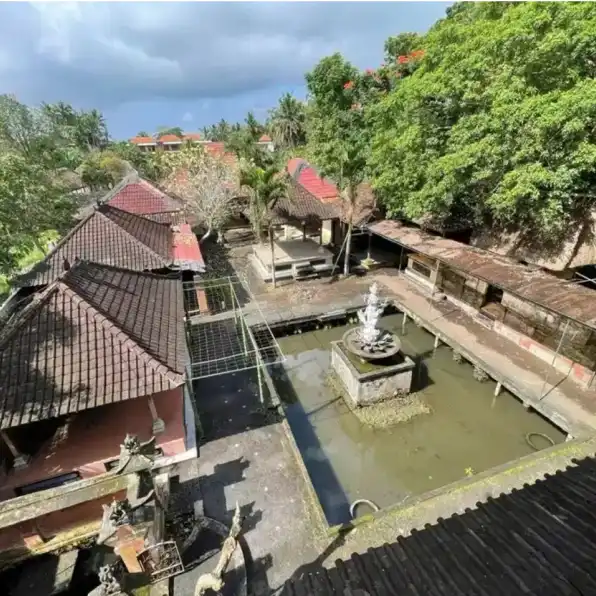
xmin=271 ymin=313 xmax=566 ymax=525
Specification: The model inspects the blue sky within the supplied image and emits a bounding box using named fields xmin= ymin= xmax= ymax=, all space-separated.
xmin=0 ymin=2 xmax=450 ymax=140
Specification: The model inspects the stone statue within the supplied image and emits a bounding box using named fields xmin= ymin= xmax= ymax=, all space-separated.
xmin=97 ymin=565 xmax=122 ymax=596
xmin=195 ymin=503 xmax=243 ymax=596
xmin=108 ymin=498 xmax=133 ymax=527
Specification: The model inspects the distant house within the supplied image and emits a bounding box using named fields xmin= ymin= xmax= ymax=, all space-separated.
xmin=0 ymin=261 xmax=196 ymax=554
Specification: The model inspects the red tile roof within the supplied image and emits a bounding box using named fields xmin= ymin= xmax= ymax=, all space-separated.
xmin=172 ymin=223 xmax=204 ymax=271
xmin=258 ymin=134 xmax=272 ymax=143
xmin=0 ymin=261 xmax=186 ymax=429
xmin=287 ymin=158 xmax=338 ymax=201
xmin=203 ymin=141 xmax=238 ymax=166
xmin=183 ymin=133 xmax=202 ymax=141
xmin=130 ymin=136 xmax=155 ymax=144
xmin=107 ymin=178 xmax=184 ymax=216
xmin=159 ymin=134 xmax=181 ymax=143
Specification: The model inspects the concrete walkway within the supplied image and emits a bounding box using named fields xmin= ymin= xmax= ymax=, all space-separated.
xmin=375 ymin=270 xmax=596 ymax=436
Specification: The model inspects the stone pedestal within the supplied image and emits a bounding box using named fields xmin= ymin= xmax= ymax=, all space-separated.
xmin=330 ymin=340 xmax=415 ymax=407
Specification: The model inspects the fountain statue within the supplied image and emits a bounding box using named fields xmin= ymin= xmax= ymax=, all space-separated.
xmin=343 ymin=283 xmax=400 ymax=361
xmin=330 ymin=283 xmax=416 ymax=409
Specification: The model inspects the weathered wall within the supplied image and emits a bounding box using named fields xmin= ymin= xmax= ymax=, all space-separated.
xmin=0 ymin=387 xmax=186 ymax=501
xmin=0 ymin=490 xmax=126 ymax=553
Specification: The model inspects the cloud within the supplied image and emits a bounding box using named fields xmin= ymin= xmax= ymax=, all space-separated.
xmin=0 ymin=2 xmax=450 ymax=110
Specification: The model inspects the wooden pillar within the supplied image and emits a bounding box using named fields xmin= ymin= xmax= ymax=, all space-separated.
xmin=148 ymin=396 xmax=165 ymax=434
xmin=302 ymin=221 xmax=306 ymax=241
xmin=367 ymin=232 xmax=372 ymax=260
xmin=1 ymin=430 xmax=30 ymax=468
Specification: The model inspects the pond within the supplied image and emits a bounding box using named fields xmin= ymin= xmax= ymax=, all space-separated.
xmin=271 ymin=312 xmax=566 ymax=525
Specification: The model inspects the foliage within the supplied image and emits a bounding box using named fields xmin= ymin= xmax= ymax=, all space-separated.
xmin=160 ymin=144 xmax=239 ymax=242
xmin=201 ymin=120 xmax=241 ymax=142
xmin=239 ymin=163 xmax=287 ymax=241
xmin=0 ymin=152 xmax=75 ymax=275
xmin=136 ymin=130 xmax=150 ymax=137
xmin=267 ymin=93 xmax=306 ymax=149
xmin=368 ymin=2 xmax=596 ymax=237
xmin=305 ymin=53 xmax=371 ymax=274
xmin=156 ymin=126 xmax=184 ymax=137
xmin=79 ymin=150 xmax=132 ymax=190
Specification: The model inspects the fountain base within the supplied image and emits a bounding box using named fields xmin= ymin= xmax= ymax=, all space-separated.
xmin=330 ymin=340 xmax=415 ymax=408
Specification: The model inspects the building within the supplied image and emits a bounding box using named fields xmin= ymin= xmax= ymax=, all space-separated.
xmin=129 ymin=132 xmax=275 ymax=154
xmin=0 ymin=261 xmax=196 ymax=557
xmin=282 ymin=456 xmax=596 ymax=595
xmin=369 ymin=220 xmax=596 ymax=389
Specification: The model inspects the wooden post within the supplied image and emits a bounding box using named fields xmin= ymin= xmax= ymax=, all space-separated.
xmin=148 ymin=396 xmax=165 ymax=434
xmin=269 ymin=226 xmax=277 ymax=289
xmin=367 ymin=232 xmax=372 ymax=260
xmin=0 ymin=430 xmax=30 ymax=468
xmin=402 ymin=312 xmax=408 ymax=335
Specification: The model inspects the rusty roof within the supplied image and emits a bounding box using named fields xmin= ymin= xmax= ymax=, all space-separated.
xmin=369 ymin=220 xmax=596 ymax=329
xmin=0 ymin=261 xmax=186 ymax=429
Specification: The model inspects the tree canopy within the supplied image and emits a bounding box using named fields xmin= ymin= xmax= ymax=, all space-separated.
xmin=367 ymin=2 xmax=596 ymax=238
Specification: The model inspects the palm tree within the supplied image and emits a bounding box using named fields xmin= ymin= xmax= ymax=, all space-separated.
xmin=240 ymin=164 xmax=287 ymax=288
xmin=268 ymin=93 xmax=306 ymax=149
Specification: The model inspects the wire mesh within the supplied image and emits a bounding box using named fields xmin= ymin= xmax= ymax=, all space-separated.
xmin=183 ymin=276 xmax=284 ymax=379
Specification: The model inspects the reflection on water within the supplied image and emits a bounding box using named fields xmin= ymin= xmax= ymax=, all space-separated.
xmin=273 ymin=313 xmax=566 ymax=525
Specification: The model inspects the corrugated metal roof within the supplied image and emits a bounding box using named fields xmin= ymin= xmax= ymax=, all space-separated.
xmin=369 ymin=220 xmax=596 ymax=329
xmin=282 ymin=456 xmax=596 ymax=595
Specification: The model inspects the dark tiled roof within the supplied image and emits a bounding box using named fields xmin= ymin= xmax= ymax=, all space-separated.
xmin=271 ymin=178 xmax=340 ymax=224
xmin=369 ymin=220 xmax=596 ymax=329
xmin=282 ymin=456 xmax=596 ymax=595
xmin=0 ymin=261 xmax=186 ymax=429
xmin=15 ymin=205 xmax=173 ymax=288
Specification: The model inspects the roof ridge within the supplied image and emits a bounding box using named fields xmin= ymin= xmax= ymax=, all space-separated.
xmin=99 ymin=203 xmax=171 ymax=228
xmin=58 ymin=281 xmax=183 ymax=385
xmin=95 ymin=209 xmax=172 ymax=266
xmin=65 ymin=258 xmax=180 ymax=281
xmin=0 ymin=283 xmax=61 ymax=347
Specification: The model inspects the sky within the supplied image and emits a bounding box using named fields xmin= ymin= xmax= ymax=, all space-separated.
xmin=0 ymin=2 xmax=450 ymax=140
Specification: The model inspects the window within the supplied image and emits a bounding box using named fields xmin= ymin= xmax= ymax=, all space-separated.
xmin=16 ymin=471 xmax=82 ymax=496
xmin=104 ymin=447 xmax=164 ymax=472
xmin=274 ymin=264 xmax=292 ymax=272
xmin=411 ymin=260 xmax=431 ymax=278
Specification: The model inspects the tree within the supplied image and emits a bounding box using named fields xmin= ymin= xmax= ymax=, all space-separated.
xmin=267 ymin=93 xmax=306 ymax=149
xmin=305 ymin=53 xmax=369 ymax=276
xmin=368 ymin=2 xmax=596 ymax=240
xmin=160 ymin=144 xmax=239 ymax=243
xmin=156 ymin=126 xmax=184 ymax=138
xmin=136 ymin=130 xmax=150 ymax=137
xmin=240 ymin=163 xmax=287 ymax=288
xmin=0 ymin=152 xmax=75 ymax=275
xmin=79 ymin=150 xmax=132 ymax=190
xmin=244 ymin=111 xmax=263 ymax=141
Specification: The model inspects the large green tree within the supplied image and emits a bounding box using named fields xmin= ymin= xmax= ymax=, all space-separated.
xmin=368 ymin=2 xmax=596 ymax=239
xmin=305 ymin=53 xmax=369 ymax=275
xmin=0 ymin=152 xmax=75 ymax=274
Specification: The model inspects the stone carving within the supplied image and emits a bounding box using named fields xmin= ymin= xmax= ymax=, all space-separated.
xmin=112 ymin=434 xmax=158 ymax=475
xmin=97 ymin=565 xmax=122 ymax=595
xmin=108 ymin=498 xmax=133 ymax=527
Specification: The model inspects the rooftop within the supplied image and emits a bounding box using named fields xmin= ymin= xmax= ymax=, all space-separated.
xmin=369 ymin=219 xmax=596 ymax=329
xmin=0 ymin=261 xmax=186 ymax=429
xmin=15 ymin=205 xmax=175 ymax=287
xmin=282 ymin=456 xmax=596 ymax=595
xmin=105 ymin=176 xmax=184 ymax=216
